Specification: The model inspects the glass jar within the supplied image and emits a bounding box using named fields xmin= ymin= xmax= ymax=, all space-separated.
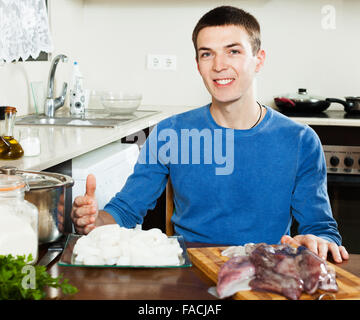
xmin=0 ymin=174 xmax=39 ymax=263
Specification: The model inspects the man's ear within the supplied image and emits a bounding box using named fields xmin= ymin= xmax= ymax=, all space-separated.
xmin=255 ymin=49 xmax=266 ymax=73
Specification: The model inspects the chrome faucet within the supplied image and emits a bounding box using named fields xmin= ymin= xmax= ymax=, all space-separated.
xmin=44 ymin=54 xmax=68 ymax=117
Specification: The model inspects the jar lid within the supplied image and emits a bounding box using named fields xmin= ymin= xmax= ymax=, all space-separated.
xmin=0 ymin=174 xmax=25 ymax=191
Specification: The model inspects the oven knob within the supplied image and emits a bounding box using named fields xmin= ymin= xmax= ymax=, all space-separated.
xmin=330 ymin=156 xmax=340 ymax=166
xmin=344 ymin=157 xmax=354 ymax=167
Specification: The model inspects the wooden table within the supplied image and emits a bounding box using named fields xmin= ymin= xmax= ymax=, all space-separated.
xmin=42 ymin=242 xmax=360 ymax=300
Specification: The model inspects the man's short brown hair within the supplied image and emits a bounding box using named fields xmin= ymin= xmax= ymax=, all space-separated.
xmin=192 ymin=6 xmax=261 ymax=60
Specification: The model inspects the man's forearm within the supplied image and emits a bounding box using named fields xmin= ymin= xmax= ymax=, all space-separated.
xmin=95 ymin=210 xmax=116 ymax=226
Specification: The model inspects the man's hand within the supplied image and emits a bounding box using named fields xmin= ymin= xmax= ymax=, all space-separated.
xmin=57 ymin=193 xmax=66 ymax=233
xmin=71 ymin=174 xmax=99 ymax=234
xmin=281 ymin=234 xmax=349 ymax=263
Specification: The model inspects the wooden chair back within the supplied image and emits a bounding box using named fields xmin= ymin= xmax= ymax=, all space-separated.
xmin=165 ymin=179 xmax=175 ymax=236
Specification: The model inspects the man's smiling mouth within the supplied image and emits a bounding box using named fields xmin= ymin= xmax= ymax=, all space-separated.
xmin=214 ymin=78 xmax=234 ymax=86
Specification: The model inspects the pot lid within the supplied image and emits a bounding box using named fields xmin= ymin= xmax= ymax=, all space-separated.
xmin=0 ymin=166 xmax=74 ymax=190
xmin=18 ymin=172 xmax=65 ymax=189
xmin=278 ymin=88 xmax=324 ymax=103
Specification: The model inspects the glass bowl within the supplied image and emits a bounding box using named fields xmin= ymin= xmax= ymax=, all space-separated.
xmin=88 ymin=90 xmax=106 ymax=109
xmin=100 ymin=92 xmax=142 ymax=114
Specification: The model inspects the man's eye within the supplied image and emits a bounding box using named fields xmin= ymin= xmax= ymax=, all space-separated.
xmin=200 ymin=52 xmax=211 ymax=58
xmin=230 ymin=49 xmax=240 ymax=55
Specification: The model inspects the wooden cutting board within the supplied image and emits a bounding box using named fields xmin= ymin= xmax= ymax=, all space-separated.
xmin=187 ymin=247 xmax=360 ymax=300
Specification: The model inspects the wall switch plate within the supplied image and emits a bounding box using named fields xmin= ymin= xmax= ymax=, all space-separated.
xmin=147 ymin=54 xmax=177 ymax=71
xmin=163 ymin=55 xmax=177 ymax=71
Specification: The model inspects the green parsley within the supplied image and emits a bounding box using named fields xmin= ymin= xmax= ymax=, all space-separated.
xmin=0 ymin=254 xmax=78 ymax=300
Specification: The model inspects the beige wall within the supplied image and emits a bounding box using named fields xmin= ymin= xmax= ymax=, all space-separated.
xmin=1 ymin=0 xmax=359 ymax=116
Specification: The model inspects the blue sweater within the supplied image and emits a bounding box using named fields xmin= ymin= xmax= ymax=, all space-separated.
xmin=104 ymin=105 xmax=341 ymax=246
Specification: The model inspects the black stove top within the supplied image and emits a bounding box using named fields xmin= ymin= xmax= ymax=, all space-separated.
xmin=280 ymin=109 xmax=360 ymax=119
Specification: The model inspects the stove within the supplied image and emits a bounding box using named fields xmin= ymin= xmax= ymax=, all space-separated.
xmin=279 ymin=108 xmax=360 ymax=253
xmin=279 ymin=109 xmax=360 ymax=175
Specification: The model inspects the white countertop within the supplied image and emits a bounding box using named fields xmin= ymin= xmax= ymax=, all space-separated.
xmin=288 ymin=116 xmax=360 ymax=127
xmin=0 ymin=105 xmax=196 ymax=171
xmin=1 ymin=105 xmax=359 ymax=172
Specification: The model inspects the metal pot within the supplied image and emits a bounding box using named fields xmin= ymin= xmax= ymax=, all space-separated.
xmin=0 ymin=166 xmax=74 ymax=243
xmin=325 ymin=97 xmax=360 ymax=114
xmin=274 ymin=88 xmax=331 ymax=113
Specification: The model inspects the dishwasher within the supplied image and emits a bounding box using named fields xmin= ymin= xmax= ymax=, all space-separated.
xmin=72 ymin=141 xmax=140 ymax=218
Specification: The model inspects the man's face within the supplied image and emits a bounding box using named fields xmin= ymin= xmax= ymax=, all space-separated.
xmin=196 ymin=25 xmax=265 ymax=105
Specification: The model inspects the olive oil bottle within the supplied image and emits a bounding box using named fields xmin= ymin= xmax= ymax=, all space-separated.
xmin=0 ymin=106 xmax=24 ymax=160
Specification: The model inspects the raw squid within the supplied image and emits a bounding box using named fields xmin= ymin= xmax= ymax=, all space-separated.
xmin=217 ymin=243 xmax=338 ymax=300
xmin=73 ymin=224 xmax=183 ymax=266
xmin=216 ymin=256 xmax=256 ymax=299
xmin=249 ymin=244 xmax=303 ymax=300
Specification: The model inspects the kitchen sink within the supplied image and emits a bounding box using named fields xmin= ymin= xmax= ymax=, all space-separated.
xmin=16 ymin=114 xmax=126 ymax=128
xmin=16 ymin=109 xmax=159 ymax=128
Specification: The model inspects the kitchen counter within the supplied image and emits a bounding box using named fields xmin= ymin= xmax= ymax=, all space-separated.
xmin=2 ymin=105 xmax=359 ymax=172
xmin=42 ymin=242 xmax=360 ymax=300
xmin=0 ymin=105 xmax=197 ymax=171
xmin=290 ymin=117 xmax=360 ymax=127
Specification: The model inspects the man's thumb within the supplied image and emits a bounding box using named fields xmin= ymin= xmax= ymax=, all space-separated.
xmin=85 ymin=174 xmax=96 ymax=198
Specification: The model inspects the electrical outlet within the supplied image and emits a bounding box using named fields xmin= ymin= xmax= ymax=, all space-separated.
xmin=147 ymin=54 xmax=162 ymax=70
xmin=146 ymin=54 xmax=177 ymax=71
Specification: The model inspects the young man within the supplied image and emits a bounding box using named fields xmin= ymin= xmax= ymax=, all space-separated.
xmin=69 ymin=6 xmax=348 ymax=262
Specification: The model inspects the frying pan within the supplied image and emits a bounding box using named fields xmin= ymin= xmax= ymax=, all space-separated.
xmin=274 ymin=88 xmax=331 ymax=113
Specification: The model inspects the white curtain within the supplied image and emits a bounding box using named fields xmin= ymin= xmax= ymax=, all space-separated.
xmin=0 ymin=0 xmax=53 ymax=62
